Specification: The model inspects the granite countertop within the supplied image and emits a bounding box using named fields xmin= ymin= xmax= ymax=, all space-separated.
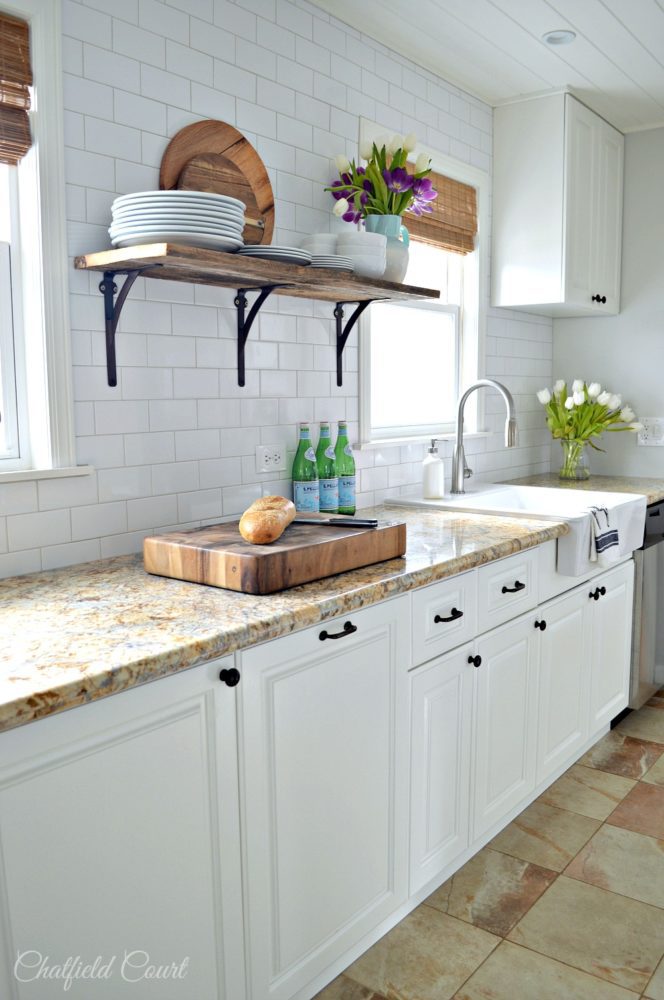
xmin=0 ymin=506 xmax=568 ymax=735
xmin=505 ymin=473 xmax=664 ymax=505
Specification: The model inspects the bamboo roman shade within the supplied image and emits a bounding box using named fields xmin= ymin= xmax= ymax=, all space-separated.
xmin=407 ymin=167 xmax=478 ymax=254
xmin=0 ymin=12 xmax=32 ymax=166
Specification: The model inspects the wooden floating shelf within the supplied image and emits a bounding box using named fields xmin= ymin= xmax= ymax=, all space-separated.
xmin=74 ymin=242 xmax=440 ymax=387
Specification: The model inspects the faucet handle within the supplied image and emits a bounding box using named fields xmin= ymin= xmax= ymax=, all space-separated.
xmin=464 ymin=462 xmax=473 ymax=480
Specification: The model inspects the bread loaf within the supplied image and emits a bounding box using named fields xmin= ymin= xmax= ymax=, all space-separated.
xmin=239 ymin=495 xmax=296 ymax=545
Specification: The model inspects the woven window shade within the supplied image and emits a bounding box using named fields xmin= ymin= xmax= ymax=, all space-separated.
xmin=406 ymin=167 xmax=477 ymax=255
xmin=0 ymin=12 xmax=32 ymax=166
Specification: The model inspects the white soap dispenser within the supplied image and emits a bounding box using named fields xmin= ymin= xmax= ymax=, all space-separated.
xmin=422 ymin=439 xmax=446 ymax=498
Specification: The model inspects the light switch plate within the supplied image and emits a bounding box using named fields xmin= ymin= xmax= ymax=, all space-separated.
xmin=637 ymin=418 xmax=664 ymax=446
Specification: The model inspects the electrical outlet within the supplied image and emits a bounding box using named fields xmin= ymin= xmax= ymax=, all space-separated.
xmin=637 ymin=418 xmax=664 ymax=447
xmin=256 ymin=444 xmax=287 ymax=473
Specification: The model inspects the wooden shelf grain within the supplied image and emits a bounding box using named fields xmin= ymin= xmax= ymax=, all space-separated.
xmin=74 ymin=242 xmax=440 ymax=304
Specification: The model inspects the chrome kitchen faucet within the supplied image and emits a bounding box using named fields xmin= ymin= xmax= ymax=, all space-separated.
xmin=451 ymin=379 xmax=518 ymax=494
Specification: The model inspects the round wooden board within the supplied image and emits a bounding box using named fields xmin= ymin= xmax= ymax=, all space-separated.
xmin=159 ymin=120 xmax=274 ymax=246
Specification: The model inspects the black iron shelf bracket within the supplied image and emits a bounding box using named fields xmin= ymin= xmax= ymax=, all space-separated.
xmin=98 ymin=268 xmax=147 ymax=386
xmin=234 ymin=285 xmax=283 ymax=387
xmin=334 ymin=300 xmax=372 ymax=387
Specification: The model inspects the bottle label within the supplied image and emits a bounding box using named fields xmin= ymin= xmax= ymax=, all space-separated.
xmin=324 ymin=445 xmax=335 ymax=460
xmin=294 ymin=481 xmax=320 ymax=512
xmin=304 ymin=446 xmax=316 ymax=462
xmin=339 ymin=476 xmax=356 ymax=508
xmin=320 ymin=478 xmax=339 ymax=512
xmin=344 ymin=443 xmax=353 ymax=457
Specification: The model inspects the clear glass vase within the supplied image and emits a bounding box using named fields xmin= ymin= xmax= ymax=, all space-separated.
xmin=559 ymin=439 xmax=590 ymax=480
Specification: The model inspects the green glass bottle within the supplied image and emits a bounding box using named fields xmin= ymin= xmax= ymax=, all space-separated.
xmin=291 ymin=423 xmax=319 ymax=512
xmin=334 ymin=420 xmax=356 ymax=515
xmin=316 ymin=422 xmax=339 ymax=514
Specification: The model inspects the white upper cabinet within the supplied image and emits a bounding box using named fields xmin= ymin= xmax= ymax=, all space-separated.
xmin=492 ymin=92 xmax=624 ymax=317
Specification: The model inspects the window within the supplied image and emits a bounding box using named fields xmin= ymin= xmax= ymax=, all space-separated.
xmin=0 ymin=0 xmax=75 ymax=478
xmin=367 ymin=241 xmax=462 ymax=439
xmin=0 ymin=162 xmax=24 ymax=459
xmin=358 ymin=121 xmax=488 ymax=446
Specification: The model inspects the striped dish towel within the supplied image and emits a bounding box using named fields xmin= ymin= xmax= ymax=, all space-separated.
xmin=588 ymin=505 xmax=621 ymax=564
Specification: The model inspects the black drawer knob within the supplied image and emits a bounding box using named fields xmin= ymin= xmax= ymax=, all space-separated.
xmin=592 ymin=293 xmax=607 ymax=304
xmin=589 ymin=586 xmax=606 ymax=601
xmin=534 ymin=620 xmax=547 ymax=631
xmin=319 ymin=621 xmax=357 ymax=641
xmin=434 ymin=607 xmax=464 ymax=624
xmin=219 ymin=667 xmax=240 ymax=687
xmin=502 ymin=580 xmax=526 ymax=594
xmin=468 ymin=654 xmax=482 ymax=668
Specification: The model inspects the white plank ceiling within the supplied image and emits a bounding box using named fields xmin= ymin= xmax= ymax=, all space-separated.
xmin=310 ymin=0 xmax=664 ymax=132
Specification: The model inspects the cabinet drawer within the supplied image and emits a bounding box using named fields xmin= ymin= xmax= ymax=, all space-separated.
xmin=412 ymin=571 xmax=477 ymax=666
xmin=477 ymin=548 xmax=538 ymax=632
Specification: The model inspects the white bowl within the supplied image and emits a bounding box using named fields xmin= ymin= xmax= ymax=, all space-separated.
xmin=337 ymin=232 xmax=386 ymax=247
xmin=345 ymin=255 xmax=386 ymax=278
xmin=301 ymin=234 xmax=337 ymax=251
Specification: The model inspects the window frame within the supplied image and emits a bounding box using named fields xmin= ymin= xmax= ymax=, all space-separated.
xmin=0 ymin=0 xmax=76 ymax=477
xmin=357 ymin=117 xmax=490 ymax=447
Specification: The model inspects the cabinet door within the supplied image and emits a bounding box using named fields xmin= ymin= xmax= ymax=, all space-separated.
xmin=536 ymin=587 xmax=591 ymax=783
xmin=239 ymin=597 xmax=410 ymax=1000
xmin=0 ymin=658 xmax=244 ymax=1000
xmin=409 ymin=643 xmax=474 ymax=894
xmin=564 ymin=96 xmax=596 ymax=308
xmin=589 ymin=561 xmax=635 ymax=733
xmin=592 ymin=117 xmax=624 ymax=312
xmin=473 ymin=614 xmax=539 ymax=839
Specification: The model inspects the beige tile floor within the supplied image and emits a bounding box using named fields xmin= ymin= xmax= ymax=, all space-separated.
xmin=315 ymin=691 xmax=664 ymax=1000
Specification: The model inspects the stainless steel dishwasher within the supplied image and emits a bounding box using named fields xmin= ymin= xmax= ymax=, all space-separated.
xmin=631 ymin=499 xmax=664 ymax=709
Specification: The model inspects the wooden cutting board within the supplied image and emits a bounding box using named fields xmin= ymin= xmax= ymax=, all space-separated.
xmin=159 ymin=119 xmax=274 ymax=245
xmin=143 ymin=519 xmax=407 ymax=595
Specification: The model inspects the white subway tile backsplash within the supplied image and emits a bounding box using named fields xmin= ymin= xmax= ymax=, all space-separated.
xmin=0 ymin=481 xmax=38 ymax=517
xmin=0 ymin=0 xmax=553 ymax=579
xmin=124 ymin=430 xmax=176 ymax=466
xmin=175 ymin=429 xmax=220 ymax=460
xmin=38 ymin=472 xmax=98 ymax=511
xmin=149 ymin=399 xmax=198 ymax=431
xmin=127 ymin=494 xmax=178 ymax=530
xmin=177 ymin=488 xmax=222 ymax=522
xmin=8 ymin=509 xmax=72 ymax=551
xmin=112 ymin=19 xmax=166 ymax=67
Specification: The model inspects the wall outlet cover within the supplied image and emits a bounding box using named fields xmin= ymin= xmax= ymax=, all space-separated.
xmin=256 ymin=444 xmax=287 ymax=473
xmin=637 ymin=418 xmax=664 ymax=447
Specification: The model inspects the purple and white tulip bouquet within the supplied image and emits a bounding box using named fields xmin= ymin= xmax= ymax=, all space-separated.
xmin=325 ymin=133 xmax=438 ymax=223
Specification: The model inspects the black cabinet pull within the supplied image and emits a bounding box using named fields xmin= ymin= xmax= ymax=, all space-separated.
xmin=534 ymin=620 xmax=547 ymax=631
xmin=502 ymin=580 xmax=526 ymax=594
xmin=434 ymin=607 xmax=464 ymax=624
xmin=319 ymin=621 xmax=357 ymax=641
xmin=592 ymin=293 xmax=607 ymax=304
xmin=468 ymin=654 xmax=482 ymax=668
xmin=589 ymin=586 xmax=607 ymax=601
xmin=219 ymin=667 xmax=240 ymax=687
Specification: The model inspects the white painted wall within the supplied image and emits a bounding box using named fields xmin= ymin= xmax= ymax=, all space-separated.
xmin=0 ymin=0 xmax=552 ymax=578
xmin=554 ymin=127 xmax=664 ymax=477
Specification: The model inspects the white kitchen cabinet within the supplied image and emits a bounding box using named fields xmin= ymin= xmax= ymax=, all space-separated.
xmin=493 ymin=92 xmax=624 ymax=317
xmin=472 ymin=613 xmax=539 ymax=839
xmin=238 ymin=597 xmax=411 ymax=1000
xmin=409 ymin=643 xmax=474 ymax=894
xmin=0 ymin=658 xmax=245 ymax=1000
xmin=588 ymin=560 xmax=635 ymax=733
xmin=536 ymin=586 xmax=591 ymax=784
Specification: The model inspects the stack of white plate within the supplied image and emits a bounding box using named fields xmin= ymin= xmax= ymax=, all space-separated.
xmin=336 ymin=231 xmax=387 ymax=278
xmin=301 ymin=233 xmax=337 ymax=255
xmin=109 ymin=190 xmax=246 ymax=251
xmin=310 ymin=255 xmax=354 ymax=271
xmin=236 ymin=246 xmax=312 ymax=266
